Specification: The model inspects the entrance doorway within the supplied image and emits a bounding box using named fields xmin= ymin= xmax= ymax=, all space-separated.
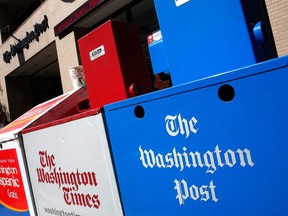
xmin=5 ymin=42 xmax=62 ymax=121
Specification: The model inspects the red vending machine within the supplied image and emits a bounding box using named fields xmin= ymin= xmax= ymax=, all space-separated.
xmin=0 ymin=87 xmax=87 ymax=216
xmin=78 ymin=20 xmax=152 ymax=109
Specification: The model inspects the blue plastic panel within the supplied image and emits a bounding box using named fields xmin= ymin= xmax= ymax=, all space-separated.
xmin=147 ymin=31 xmax=170 ymax=74
xmin=104 ymin=56 xmax=288 ymax=216
xmin=152 ymin=0 xmax=277 ymax=85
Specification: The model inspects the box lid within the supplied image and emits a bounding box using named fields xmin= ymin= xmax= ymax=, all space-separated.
xmin=0 ymin=87 xmax=88 ymax=143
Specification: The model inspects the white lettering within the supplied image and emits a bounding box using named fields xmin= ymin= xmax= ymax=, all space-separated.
xmin=165 ymin=114 xmax=199 ymax=138
xmin=174 ymin=179 xmax=219 ymax=205
xmin=7 ymin=189 xmax=18 ymax=199
xmin=0 ymin=176 xmax=20 ymax=187
xmin=224 ymin=150 xmax=237 ymax=167
xmin=139 ymin=145 xmax=255 ymax=174
xmin=139 ymin=113 xmax=256 ymax=207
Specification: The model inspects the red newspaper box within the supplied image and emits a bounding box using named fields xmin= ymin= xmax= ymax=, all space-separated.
xmin=78 ymin=20 xmax=152 ymax=109
xmin=0 ymin=87 xmax=87 ymax=216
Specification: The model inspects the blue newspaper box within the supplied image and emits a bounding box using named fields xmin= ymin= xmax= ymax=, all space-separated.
xmin=147 ymin=30 xmax=169 ymax=75
xmin=152 ymin=0 xmax=277 ymax=85
xmin=104 ymin=56 xmax=288 ymax=215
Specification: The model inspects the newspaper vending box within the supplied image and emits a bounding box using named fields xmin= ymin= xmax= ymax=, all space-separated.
xmin=21 ymin=109 xmax=123 ymax=216
xmin=0 ymin=87 xmax=87 ymax=216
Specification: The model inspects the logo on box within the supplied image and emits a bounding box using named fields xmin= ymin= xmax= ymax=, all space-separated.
xmin=89 ymin=45 xmax=105 ymax=61
xmin=175 ymin=0 xmax=190 ymax=7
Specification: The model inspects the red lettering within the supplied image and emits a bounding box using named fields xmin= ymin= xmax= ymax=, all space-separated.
xmin=39 ymin=151 xmax=56 ymax=170
xmin=39 ymin=151 xmax=46 ymax=168
xmin=73 ymin=7 xmax=89 ymax=20
xmin=63 ymin=187 xmax=72 ymax=205
xmin=55 ymin=17 xmax=73 ymax=35
xmin=63 ymin=186 xmax=100 ymax=209
xmin=85 ymin=194 xmax=93 ymax=208
xmin=89 ymin=0 xmax=102 ymax=8
xmin=92 ymin=194 xmax=101 ymax=209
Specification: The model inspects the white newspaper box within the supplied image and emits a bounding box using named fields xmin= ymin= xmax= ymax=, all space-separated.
xmin=21 ymin=109 xmax=123 ymax=216
xmin=0 ymin=88 xmax=87 ymax=216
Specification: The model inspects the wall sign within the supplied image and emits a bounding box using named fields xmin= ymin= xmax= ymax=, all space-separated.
xmin=2 ymin=15 xmax=49 ymax=64
xmin=54 ymin=0 xmax=107 ymax=37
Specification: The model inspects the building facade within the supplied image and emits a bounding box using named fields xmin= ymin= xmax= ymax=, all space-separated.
xmin=0 ymin=0 xmax=287 ymax=121
xmin=266 ymin=0 xmax=288 ymax=56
